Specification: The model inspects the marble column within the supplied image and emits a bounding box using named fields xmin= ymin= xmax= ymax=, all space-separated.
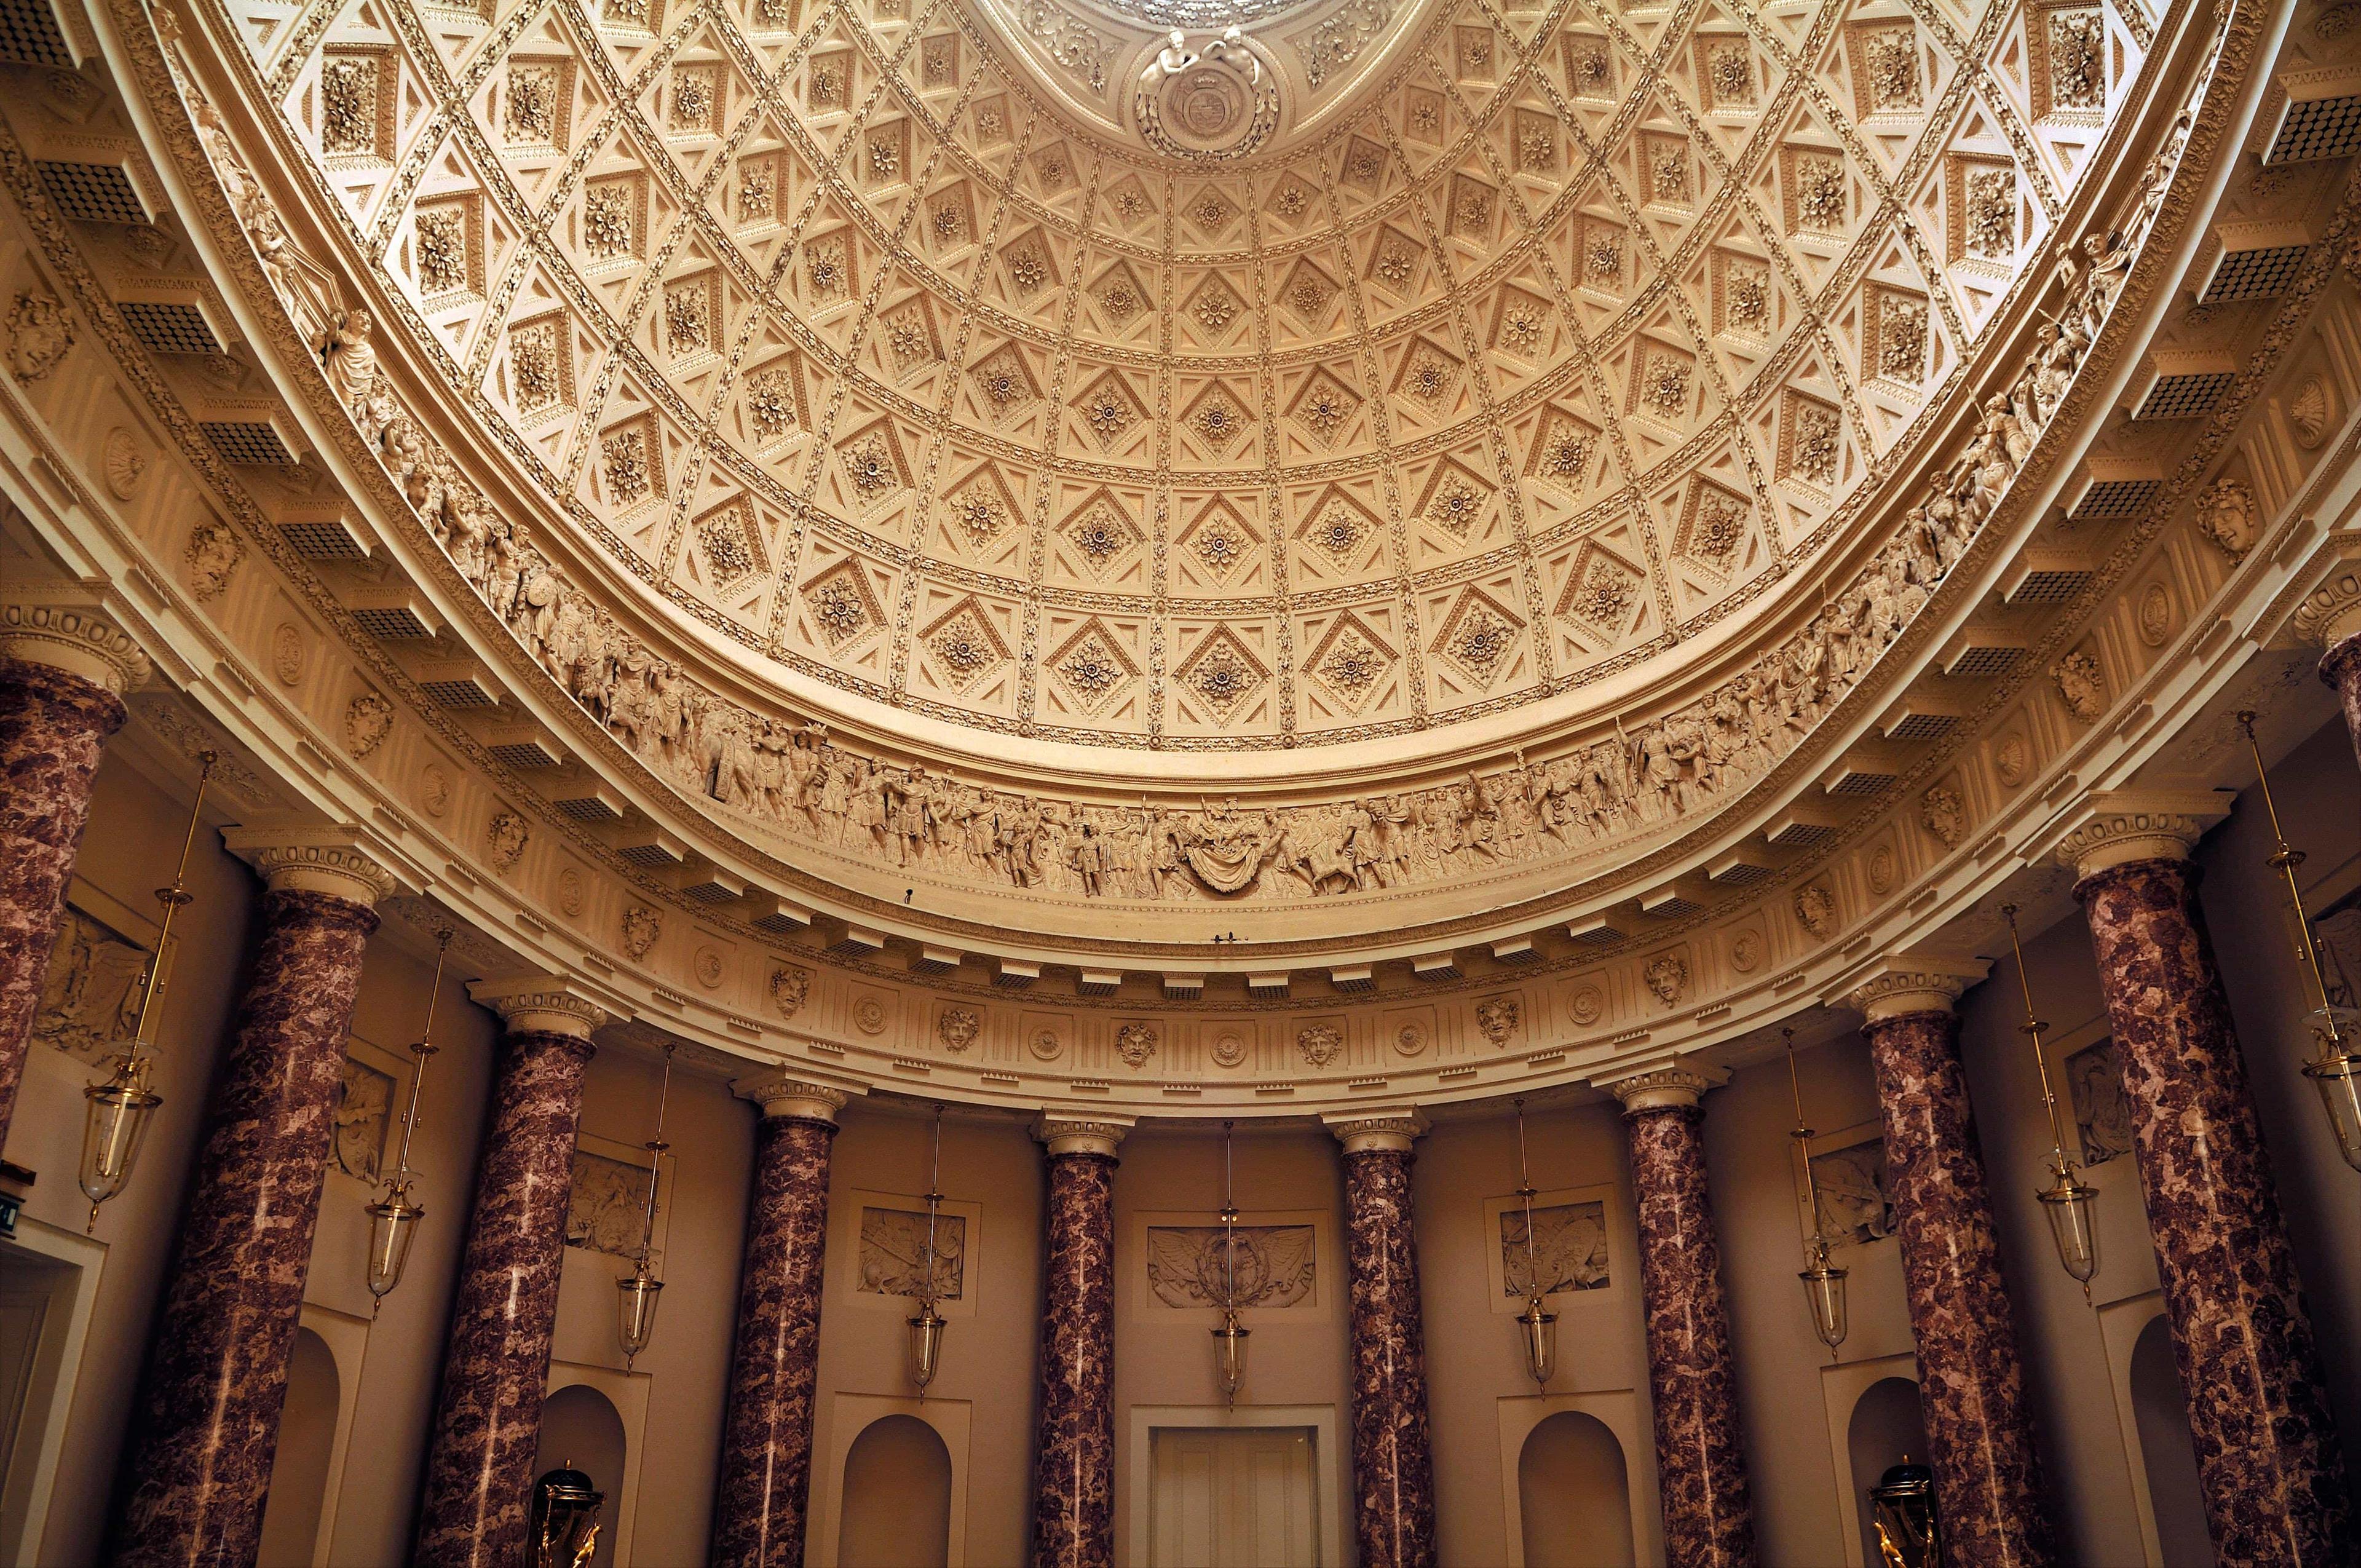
xmin=110 ymin=840 xmax=393 ymax=1568
xmin=1328 ymin=1113 xmax=1437 ymax=1568
xmin=0 ymin=598 xmax=148 ymax=1156
xmin=2309 ymin=579 xmax=2361 ymax=772
xmin=413 ymin=983 xmax=607 ymax=1568
xmin=2059 ymin=792 xmax=2355 ymax=1566
xmin=1845 ymin=962 xmax=2054 ymax=1568
xmin=1032 ymin=1116 xmax=1125 ymax=1568
xmin=1606 ymin=1071 xmax=1757 ymax=1568
xmin=710 ymin=1078 xmax=851 ymax=1568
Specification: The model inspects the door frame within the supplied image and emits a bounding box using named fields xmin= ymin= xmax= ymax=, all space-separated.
xmin=1126 ymin=1403 xmax=1342 ymax=1568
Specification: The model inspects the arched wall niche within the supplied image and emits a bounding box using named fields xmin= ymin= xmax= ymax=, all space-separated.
xmin=533 ymin=1382 xmax=629 ymax=1568
xmin=255 ymin=1328 xmax=338 ymax=1568
xmin=1845 ymin=1376 xmax=1931 ymax=1568
xmin=839 ymin=1414 xmax=954 ymax=1568
xmin=2129 ymin=1316 xmax=2214 ymax=1567
xmin=1517 ymin=1409 xmax=1637 ymax=1568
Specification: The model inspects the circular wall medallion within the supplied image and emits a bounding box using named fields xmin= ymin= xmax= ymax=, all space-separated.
xmin=853 ymin=996 xmax=888 ymax=1034
xmin=1209 ymin=1031 xmax=1246 ymax=1067
xmin=419 ymin=764 xmax=452 ymax=815
xmin=556 ymin=866 xmax=586 ymax=916
xmin=1996 ymin=732 xmax=2030 ymax=788
xmin=1394 ymin=1022 xmax=1426 ymax=1056
xmin=1031 ymin=1027 xmax=1065 ymax=1061
xmin=103 ymin=429 xmax=145 ymax=498
xmin=1730 ymin=930 xmax=1762 ymax=973
xmin=271 ymin=624 xmax=305 ymax=686
xmin=1569 ymin=985 xmax=1604 ymax=1025
xmin=2137 ymin=581 xmax=2175 ymax=647
xmin=1867 ymin=845 xmax=1896 ymax=895
xmin=693 ymin=944 xmax=727 ymax=988
xmin=1134 ymin=35 xmax=1279 ymax=160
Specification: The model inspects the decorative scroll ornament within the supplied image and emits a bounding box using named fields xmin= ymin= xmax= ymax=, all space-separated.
xmin=1135 ymin=30 xmax=1279 ymax=161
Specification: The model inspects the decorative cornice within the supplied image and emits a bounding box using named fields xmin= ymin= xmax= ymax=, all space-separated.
xmin=467 ymin=977 xmax=610 ymax=1039
xmin=1035 ymin=1115 xmax=1133 ymax=1158
xmin=1323 ymin=1111 xmax=1428 ymax=1155
xmin=733 ymin=1075 xmax=853 ymax=1123
xmin=1836 ymin=956 xmax=1992 ymax=1025
xmin=2043 ymin=790 xmax=2237 ymax=881
xmin=1604 ymin=1068 xmax=1715 ymax=1114
xmin=219 ymin=829 xmax=398 ymax=906
xmin=0 ymin=596 xmax=151 ymax=697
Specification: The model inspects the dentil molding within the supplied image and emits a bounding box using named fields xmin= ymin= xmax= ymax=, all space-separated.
xmin=1035 ymin=1116 xmax=1133 ymax=1158
xmin=1604 ymin=1068 xmax=1717 ymax=1114
xmin=1323 ymin=1112 xmax=1428 ymax=1155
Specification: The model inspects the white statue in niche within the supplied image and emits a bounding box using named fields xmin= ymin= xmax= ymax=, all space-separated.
xmin=1145 ymin=1224 xmax=1315 ymax=1310
xmin=857 ymin=1205 xmax=966 ymax=1299
xmin=1499 ymin=1201 xmax=1610 ymax=1295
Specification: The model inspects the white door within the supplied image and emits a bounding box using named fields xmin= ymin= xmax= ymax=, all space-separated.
xmin=1149 ymin=1425 xmax=1319 ymax=1568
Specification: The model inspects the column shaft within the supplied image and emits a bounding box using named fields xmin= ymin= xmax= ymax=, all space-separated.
xmin=2077 ymin=858 xmax=2354 ymax=1566
xmin=2323 ymin=631 xmax=2361 ymax=773
xmin=1623 ymin=1100 xmax=1757 ymax=1568
xmin=413 ymin=1027 xmax=595 ymax=1567
xmin=1032 ymin=1149 xmax=1117 ymax=1568
xmin=711 ymin=1109 xmax=839 ymax=1568
xmin=1863 ymin=1009 xmax=2052 ymax=1567
xmin=0 ymin=657 xmax=128 ymax=1152
xmin=1339 ymin=1142 xmax=1436 ymax=1568
xmin=110 ymin=888 xmax=379 ymax=1567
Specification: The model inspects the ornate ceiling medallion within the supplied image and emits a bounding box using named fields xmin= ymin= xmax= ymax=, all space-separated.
xmin=1134 ymin=30 xmax=1281 ymax=161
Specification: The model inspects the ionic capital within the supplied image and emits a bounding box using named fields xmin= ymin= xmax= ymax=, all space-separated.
xmin=1035 ymin=1115 xmax=1132 ymax=1159
xmin=469 ymin=976 xmax=609 ymax=1039
xmin=221 ymin=828 xmax=400 ymax=906
xmin=1604 ymin=1068 xmax=1715 ymax=1114
xmin=1323 ymin=1110 xmax=1428 ymax=1155
xmin=1838 ymin=956 xmax=1991 ymax=1025
xmin=2291 ymin=556 xmax=2361 ymax=652
xmin=2043 ymin=790 xmax=2235 ymax=880
xmin=734 ymin=1075 xmax=852 ymax=1124
xmin=0 ymin=595 xmax=151 ymax=696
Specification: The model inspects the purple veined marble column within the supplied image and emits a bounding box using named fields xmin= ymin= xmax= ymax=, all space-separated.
xmin=1031 ymin=1116 xmax=1125 ymax=1568
xmin=1328 ymin=1114 xmax=1437 ymax=1568
xmin=413 ymin=983 xmax=607 ymax=1568
xmin=2059 ymin=792 xmax=2356 ymax=1567
xmin=1844 ymin=963 xmax=2054 ymax=1568
xmin=109 ymin=839 xmax=394 ymax=1568
xmin=710 ymin=1077 xmax=851 ymax=1568
xmin=2311 ymin=583 xmax=2361 ymax=773
xmin=1605 ymin=1071 xmax=1757 ymax=1568
xmin=0 ymin=599 xmax=148 ymax=1157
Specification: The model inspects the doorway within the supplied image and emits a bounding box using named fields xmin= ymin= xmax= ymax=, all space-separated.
xmin=1148 ymin=1425 xmax=1319 ymax=1568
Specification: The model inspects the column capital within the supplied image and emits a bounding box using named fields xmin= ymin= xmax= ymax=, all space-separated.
xmin=1604 ymin=1067 xmax=1717 ymax=1114
xmin=468 ymin=976 xmax=609 ymax=1039
xmin=1035 ymin=1114 xmax=1132 ymax=1158
xmin=1837 ymin=955 xmax=1991 ymax=1024
xmin=2291 ymin=554 xmax=2361 ymax=651
xmin=734 ymin=1075 xmax=853 ymax=1123
xmin=1323 ymin=1110 xmax=1429 ymax=1155
xmin=0 ymin=593 xmax=150 ymax=696
xmin=2041 ymin=790 xmax=2234 ymax=881
xmin=221 ymin=828 xmax=400 ymax=906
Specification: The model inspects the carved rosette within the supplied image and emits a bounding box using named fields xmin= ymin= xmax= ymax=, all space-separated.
xmin=0 ymin=598 xmax=152 ymax=697
xmin=2046 ymin=790 xmax=2234 ymax=881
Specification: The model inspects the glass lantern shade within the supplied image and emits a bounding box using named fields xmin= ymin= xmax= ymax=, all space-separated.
xmin=1798 ymin=1238 xmax=1849 ymax=1352
xmin=2301 ymin=1036 xmax=2361 ymax=1173
xmin=617 ymin=1261 xmax=663 ymax=1365
xmin=1515 ymin=1296 xmax=1558 ymax=1388
xmin=908 ymin=1301 xmax=947 ymax=1391
xmin=81 ymin=1053 xmax=162 ymax=1220
xmin=1211 ymin=1310 xmax=1251 ymax=1405
xmin=2037 ymin=1167 xmax=2102 ymax=1283
xmin=363 ymin=1189 xmax=426 ymax=1303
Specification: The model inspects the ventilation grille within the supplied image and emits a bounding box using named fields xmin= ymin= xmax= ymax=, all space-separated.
xmin=350 ymin=604 xmax=433 ymax=639
xmin=1161 ymin=976 xmax=1203 ymax=999
xmin=994 ymin=963 xmax=1040 ymax=989
xmin=1490 ymin=941 xmax=1541 ymax=965
xmin=0 ymin=0 xmax=74 ymax=67
xmin=2007 ymin=568 xmax=2095 ymax=604
xmin=679 ymin=879 xmax=742 ymax=905
xmin=1827 ymin=770 xmax=1896 ymax=797
xmin=1709 ymin=860 xmax=1773 ymax=886
xmin=1945 ymin=644 xmax=2026 ymax=677
xmin=2134 ymin=370 xmax=2235 ymax=421
xmin=202 ymin=420 xmax=298 ymax=465
xmin=2072 ymin=477 xmax=2162 ymax=520
xmin=419 ymin=676 xmax=496 ymax=708
xmin=908 ymin=950 xmax=959 ymax=976
xmin=751 ymin=909 xmax=804 ymax=935
xmin=1766 ymin=820 xmax=1837 ymax=849
xmin=1643 ymin=894 xmax=1704 ymax=919
xmin=2267 ymin=92 xmax=2361 ymax=163
xmin=1565 ymin=920 xmax=1625 ymax=945
xmin=486 ymin=740 xmax=560 ymax=769
xmin=2200 ymin=244 xmax=2310 ymax=303
xmin=1329 ymin=967 xmax=1375 ymax=993
xmin=615 ymin=840 xmax=684 ymax=869
xmin=39 ymin=160 xmax=145 ymax=223
xmin=1885 ymin=712 xmax=1959 ymax=741
xmin=1412 ymin=958 xmax=1461 ymax=981
xmin=280 ymin=520 xmax=368 ymax=558
xmin=117 ymin=299 xmax=219 ymax=355
xmin=549 ymin=792 xmax=622 ymax=823
xmin=1075 ymin=972 xmax=1121 ymax=996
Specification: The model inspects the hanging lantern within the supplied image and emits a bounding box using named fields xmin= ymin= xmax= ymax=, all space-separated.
xmin=909 ymin=1105 xmax=949 ymax=1396
xmin=1869 ymin=1459 xmax=1942 ymax=1568
xmin=2239 ymin=711 xmax=2361 ymax=1173
xmin=617 ymin=1045 xmax=674 ymax=1371
xmin=526 ymin=1462 xmax=606 ymax=1568
xmin=365 ymin=929 xmax=450 ymax=1312
xmin=2003 ymin=905 xmax=2103 ymax=1297
xmin=1510 ymin=1099 xmax=1557 ymax=1390
xmin=1784 ymin=1031 xmax=1849 ymax=1355
xmin=1209 ymin=1120 xmax=1251 ymax=1405
xmin=81 ymin=752 xmax=214 ymax=1234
